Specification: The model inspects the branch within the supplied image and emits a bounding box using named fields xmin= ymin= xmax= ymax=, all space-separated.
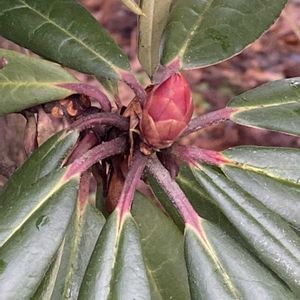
xmin=147 ymin=158 xmax=203 ymax=234
xmin=117 ymin=151 xmax=148 ymax=220
xmin=58 ymin=83 xmax=112 ymax=112
xmin=64 ymin=136 xmax=127 ymax=180
xmin=69 ymin=112 xmax=129 ymax=132
xmin=172 ymin=144 xmax=230 ymax=166
xmin=183 ymin=107 xmax=235 ymax=136
xmin=66 ymin=131 xmax=98 ymax=164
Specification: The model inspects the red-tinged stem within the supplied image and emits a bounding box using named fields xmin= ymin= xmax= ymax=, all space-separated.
xmin=183 ymin=107 xmax=236 ymax=136
xmin=69 ymin=112 xmax=129 ymax=132
xmin=64 ymin=136 xmax=127 ymax=180
xmin=157 ymin=150 xmax=179 ymax=179
xmin=120 ymin=71 xmax=147 ymax=105
xmin=78 ymin=172 xmax=90 ymax=211
xmin=66 ymin=131 xmax=98 ymax=164
xmin=117 ymin=151 xmax=148 ymax=221
xmin=152 ymin=59 xmax=180 ymax=84
xmin=58 ymin=83 xmax=112 ymax=112
xmin=172 ymin=145 xmax=230 ymax=166
xmin=146 ymin=158 xmax=204 ymax=235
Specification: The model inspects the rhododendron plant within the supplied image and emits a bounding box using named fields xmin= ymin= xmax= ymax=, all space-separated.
xmin=0 ymin=0 xmax=299 ymax=299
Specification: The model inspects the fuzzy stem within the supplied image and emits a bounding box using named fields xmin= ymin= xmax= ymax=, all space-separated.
xmin=78 ymin=172 xmax=90 ymax=211
xmin=152 ymin=59 xmax=180 ymax=84
xmin=69 ymin=112 xmax=129 ymax=132
xmin=117 ymin=151 xmax=148 ymax=220
xmin=58 ymin=83 xmax=112 ymax=112
xmin=183 ymin=107 xmax=236 ymax=136
xmin=172 ymin=144 xmax=230 ymax=166
xmin=66 ymin=131 xmax=98 ymax=164
xmin=147 ymin=158 xmax=204 ymax=234
xmin=120 ymin=71 xmax=147 ymax=105
xmin=65 ymin=136 xmax=127 ymax=180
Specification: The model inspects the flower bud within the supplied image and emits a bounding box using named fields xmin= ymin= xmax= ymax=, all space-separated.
xmin=140 ymin=73 xmax=193 ymax=149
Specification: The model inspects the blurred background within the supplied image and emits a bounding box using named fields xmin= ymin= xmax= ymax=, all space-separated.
xmin=0 ymin=0 xmax=300 ymax=185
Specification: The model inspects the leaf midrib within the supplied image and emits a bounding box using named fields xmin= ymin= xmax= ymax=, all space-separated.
xmin=0 ymin=81 xmax=73 ymax=87
xmin=178 ymin=0 xmax=215 ymax=60
xmin=231 ymin=100 xmax=299 ymax=111
xmin=188 ymin=226 xmax=241 ymax=299
xmin=18 ymin=0 xmax=119 ymax=74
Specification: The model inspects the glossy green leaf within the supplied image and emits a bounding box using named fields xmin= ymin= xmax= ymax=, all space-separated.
xmin=138 ymin=0 xmax=172 ymax=76
xmin=132 ymin=193 xmax=190 ymax=300
xmin=33 ymin=199 xmax=106 ymax=300
xmin=223 ymin=146 xmax=300 ymax=184
xmin=0 ymin=178 xmax=78 ymax=299
xmin=223 ymin=166 xmax=300 ymax=230
xmin=228 ymin=78 xmax=300 ymax=136
xmin=191 ymin=165 xmax=300 ymax=293
xmin=218 ymin=146 xmax=300 ymax=229
xmin=0 ymin=49 xmax=78 ymax=114
xmin=0 ymin=129 xmax=79 ymax=201
xmin=185 ymin=221 xmax=296 ymax=300
xmin=79 ymin=210 xmax=151 ymax=299
xmin=0 ymin=0 xmax=130 ymax=80
xmin=161 ymin=0 xmax=287 ymax=69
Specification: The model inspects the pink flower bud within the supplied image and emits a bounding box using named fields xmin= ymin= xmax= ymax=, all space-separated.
xmin=140 ymin=73 xmax=193 ymax=149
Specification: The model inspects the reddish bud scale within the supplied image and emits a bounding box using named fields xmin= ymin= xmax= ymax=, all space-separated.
xmin=140 ymin=73 xmax=193 ymax=149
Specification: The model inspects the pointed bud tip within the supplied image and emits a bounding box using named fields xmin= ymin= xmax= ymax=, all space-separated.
xmin=140 ymin=73 xmax=193 ymax=149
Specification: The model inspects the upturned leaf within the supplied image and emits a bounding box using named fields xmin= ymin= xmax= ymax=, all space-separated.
xmin=138 ymin=0 xmax=172 ymax=76
xmin=185 ymin=221 xmax=296 ymax=300
xmin=0 ymin=0 xmax=130 ymax=81
xmin=161 ymin=0 xmax=287 ymax=69
xmin=0 ymin=49 xmax=78 ymax=115
xmin=132 ymin=193 xmax=190 ymax=300
xmin=78 ymin=210 xmax=152 ymax=299
xmin=33 ymin=197 xmax=106 ymax=300
xmin=228 ymin=78 xmax=300 ymax=136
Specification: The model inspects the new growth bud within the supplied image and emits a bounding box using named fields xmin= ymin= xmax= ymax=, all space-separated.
xmin=140 ymin=73 xmax=193 ymax=149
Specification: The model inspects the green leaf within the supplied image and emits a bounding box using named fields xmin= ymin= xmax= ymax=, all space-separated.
xmin=79 ymin=210 xmax=151 ymax=299
xmin=132 ymin=193 xmax=190 ymax=300
xmin=0 ymin=178 xmax=78 ymax=299
xmin=0 ymin=129 xmax=79 ymax=201
xmin=191 ymin=165 xmax=300 ymax=293
xmin=0 ymin=49 xmax=78 ymax=114
xmin=138 ymin=0 xmax=172 ymax=76
xmin=0 ymin=0 xmax=130 ymax=80
xmin=0 ymin=169 xmax=67 ymax=247
xmin=221 ymin=146 xmax=300 ymax=229
xmin=185 ymin=221 xmax=296 ymax=300
xmin=161 ymin=0 xmax=287 ymax=69
xmin=228 ymin=78 xmax=300 ymax=136
xmin=223 ymin=146 xmax=300 ymax=184
xmin=33 ymin=199 xmax=106 ymax=300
